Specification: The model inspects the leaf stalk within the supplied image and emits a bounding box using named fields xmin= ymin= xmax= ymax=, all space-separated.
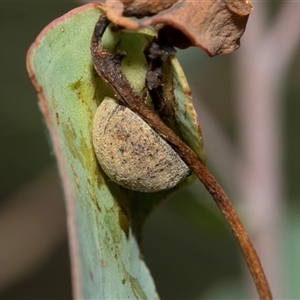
xmin=91 ymin=14 xmax=272 ymax=300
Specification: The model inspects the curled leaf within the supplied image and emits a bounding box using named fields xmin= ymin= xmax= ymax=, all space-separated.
xmin=26 ymin=3 xmax=205 ymax=298
xmin=104 ymin=0 xmax=254 ymax=56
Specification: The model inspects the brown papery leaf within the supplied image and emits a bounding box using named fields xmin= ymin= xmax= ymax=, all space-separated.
xmin=104 ymin=0 xmax=254 ymax=56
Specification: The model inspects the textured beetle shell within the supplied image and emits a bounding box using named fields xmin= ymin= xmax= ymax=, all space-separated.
xmin=92 ymin=97 xmax=190 ymax=192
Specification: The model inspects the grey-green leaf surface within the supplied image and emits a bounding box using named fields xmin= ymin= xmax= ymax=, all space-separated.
xmin=27 ymin=3 xmax=205 ymax=299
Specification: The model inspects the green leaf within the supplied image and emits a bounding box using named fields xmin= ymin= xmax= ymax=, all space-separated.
xmin=27 ymin=3 xmax=205 ymax=298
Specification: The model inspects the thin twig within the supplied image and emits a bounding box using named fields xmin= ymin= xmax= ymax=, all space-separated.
xmin=91 ymin=14 xmax=272 ymax=300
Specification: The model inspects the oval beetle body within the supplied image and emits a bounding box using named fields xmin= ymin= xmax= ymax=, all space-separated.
xmin=92 ymin=97 xmax=190 ymax=192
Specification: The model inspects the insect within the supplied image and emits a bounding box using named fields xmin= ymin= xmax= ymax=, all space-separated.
xmin=92 ymin=97 xmax=190 ymax=192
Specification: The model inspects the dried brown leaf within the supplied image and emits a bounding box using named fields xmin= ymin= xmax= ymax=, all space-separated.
xmin=122 ymin=0 xmax=178 ymax=17
xmin=104 ymin=0 xmax=253 ymax=56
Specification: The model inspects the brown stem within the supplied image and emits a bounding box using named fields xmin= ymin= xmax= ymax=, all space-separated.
xmin=91 ymin=14 xmax=272 ymax=300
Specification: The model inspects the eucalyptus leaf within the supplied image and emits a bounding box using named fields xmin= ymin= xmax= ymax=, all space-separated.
xmin=27 ymin=3 xmax=205 ymax=298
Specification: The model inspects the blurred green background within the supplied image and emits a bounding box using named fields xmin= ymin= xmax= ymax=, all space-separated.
xmin=1 ymin=1 xmax=299 ymax=299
